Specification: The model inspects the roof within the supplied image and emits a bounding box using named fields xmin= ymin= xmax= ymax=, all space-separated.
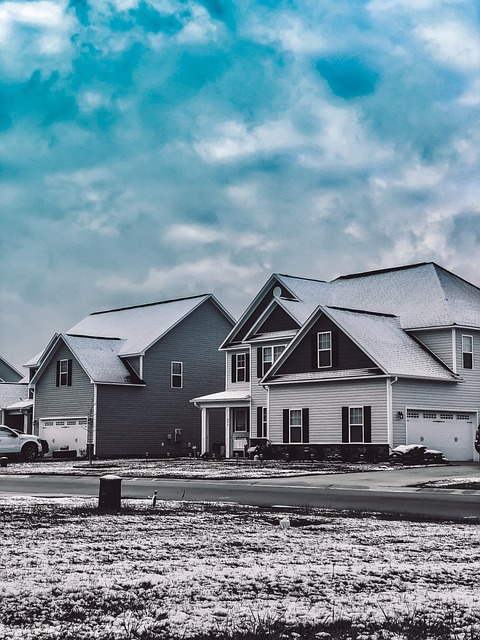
xmin=0 ymin=383 xmax=29 ymax=409
xmin=62 ymin=335 xmax=141 ymax=384
xmin=0 ymin=356 xmax=23 ymax=382
xmin=67 ymin=294 xmax=232 ymax=356
xmin=191 ymin=390 xmax=251 ymax=404
xmin=3 ymin=399 xmax=33 ymax=411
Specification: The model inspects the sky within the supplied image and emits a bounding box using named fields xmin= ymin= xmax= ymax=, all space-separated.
xmin=1 ymin=0 xmax=479 ymax=371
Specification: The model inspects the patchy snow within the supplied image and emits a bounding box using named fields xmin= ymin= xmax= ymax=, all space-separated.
xmin=0 ymin=497 xmax=478 ymax=639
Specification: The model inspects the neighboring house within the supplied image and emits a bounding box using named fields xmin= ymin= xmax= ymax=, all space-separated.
xmin=0 ymin=356 xmax=23 ymax=383
xmin=28 ymin=295 xmax=234 ymax=458
xmin=192 ymin=263 xmax=480 ymax=462
xmin=0 ymin=356 xmax=31 ymax=432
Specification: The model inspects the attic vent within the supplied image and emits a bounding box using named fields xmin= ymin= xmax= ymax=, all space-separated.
xmin=273 ymin=286 xmax=282 ymax=298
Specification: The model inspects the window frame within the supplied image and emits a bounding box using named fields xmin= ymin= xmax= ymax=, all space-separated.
xmin=289 ymin=408 xmax=303 ymax=443
xmin=317 ymin=331 xmax=332 ymax=368
xmin=462 ymin=335 xmax=473 ymax=369
xmin=57 ymin=359 xmax=72 ymax=387
xmin=261 ymin=344 xmax=286 ymax=377
xmin=236 ymin=353 xmax=247 ymax=382
xmin=171 ymin=361 xmax=183 ymax=388
xmin=349 ymin=406 xmax=364 ymax=443
xmin=233 ymin=407 xmax=249 ymax=433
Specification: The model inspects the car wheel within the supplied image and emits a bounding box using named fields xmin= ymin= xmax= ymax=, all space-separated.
xmin=21 ymin=443 xmax=39 ymax=461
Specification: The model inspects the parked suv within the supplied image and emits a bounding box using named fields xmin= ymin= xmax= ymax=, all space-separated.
xmin=0 ymin=425 xmax=48 ymax=461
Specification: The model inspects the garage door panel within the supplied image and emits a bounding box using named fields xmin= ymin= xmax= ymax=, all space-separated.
xmin=40 ymin=418 xmax=88 ymax=457
xmin=406 ymin=410 xmax=474 ymax=461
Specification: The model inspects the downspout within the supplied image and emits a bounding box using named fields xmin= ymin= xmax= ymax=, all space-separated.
xmin=387 ymin=377 xmax=398 ymax=451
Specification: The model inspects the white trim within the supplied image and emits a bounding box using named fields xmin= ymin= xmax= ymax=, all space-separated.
xmin=288 ymin=408 xmax=303 ymax=444
xmin=387 ymin=377 xmax=397 ymax=448
xmin=317 ymin=331 xmax=332 ymax=368
xmin=348 ymin=405 xmax=365 ymax=444
xmin=461 ymin=334 xmax=474 ymax=370
xmin=93 ymin=383 xmax=98 ymax=454
xmin=171 ymin=361 xmax=183 ymax=388
xmin=452 ymin=328 xmax=457 ymax=374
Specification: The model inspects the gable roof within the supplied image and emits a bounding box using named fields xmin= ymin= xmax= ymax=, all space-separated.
xmin=223 ymin=263 xmax=480 ymax=352
xmin=264 ymin=305 xmax=459 ymax=384
xmin=0 ymin=356 xmax=23 ymax=382
xmin=62 ymin=294 xmax=232 ymax=358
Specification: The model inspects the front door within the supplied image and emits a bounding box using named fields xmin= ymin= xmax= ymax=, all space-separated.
xmin=232 ymin=408 xmax=249 ymax=456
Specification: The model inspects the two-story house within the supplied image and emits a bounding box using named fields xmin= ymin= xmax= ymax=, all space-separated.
xmin=192 ymin=263 xmax=480 ymax=462
xmin=28 ymin=294 xmax=234 ymax=458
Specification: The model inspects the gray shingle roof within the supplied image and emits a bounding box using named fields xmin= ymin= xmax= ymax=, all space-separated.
xmin=0 ymin=383 xmax=28 ymax=409
xmin=67 ymin=295 xmax=213 ymax=356
xmin=62 ymin=335 xmax=138 ymax=385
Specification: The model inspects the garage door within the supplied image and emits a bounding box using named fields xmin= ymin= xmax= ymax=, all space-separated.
xmin=406 ymin=410 xmax=475 ymax=461
xmin=40 ymin=418 xmax=88 ymax=458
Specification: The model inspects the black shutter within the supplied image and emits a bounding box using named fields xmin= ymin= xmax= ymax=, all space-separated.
xmin=342 ymin=406 xmax=349 ymax=443
xmin=363 ymin=406 xmax=371 ymax=443
xmin=283 ymin=409 xmax=289 ymax=443
xmin=245 ymin=352 xmax=250 ymax=382
xmin=67 ymin=359 xmax=73 ymax=386
xmin=56 ymin=361 xmax=60 ymax=387
xmin=257 ymin=348 xmax=263 ymax=378
xmin=231 ymin=354 xmax=237 ymax=383
xmin=302 ymin=408 xmax=309 ymax=443
xmin=311 ymin=332 xmax=318 ymax=369
xmin=331 ymin=331 xmax=339 ymax=367
xmin=257 ymin=407 xmax=263 ymax=438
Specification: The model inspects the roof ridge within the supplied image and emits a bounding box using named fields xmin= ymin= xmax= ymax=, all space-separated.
xmin=66 ymin=334 xmax=123 ymax=341
xmin=89 ymin=294 xmax=209 ymax=316
xmin=334 ymin=262 xmax=433 ymax=281
xmin=277 ymin=273 xmax=327 ymax=284
xmin=326 ymin=305 xmax=397 ymax=318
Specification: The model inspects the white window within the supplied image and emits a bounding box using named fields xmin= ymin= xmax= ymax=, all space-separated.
xmin=236 ymin=353 xmax=247 ymax=382
xmin=261 ymin=407 xmax=268 ymax=438
xmin=261 ymin=344 xmax=286 ymax=376
xmin=59 ymin=360 xmax=70 ymax=387
xmin=171 ymin=362 xmax=183 ymax=388
xmin=407 ymin=411 xmax=419 ymax=419
xmin=289 ymin=409 xmax=303 ymax=443
xmin=349 ymin=407 xmax=364 ymax=443
xmin=233 ymin=408 xmax=248 ymax=432
xmin=317 ymin=332 xmax=332 ymax=368
xmin=462 ymin=335 xmax=473 ymax=369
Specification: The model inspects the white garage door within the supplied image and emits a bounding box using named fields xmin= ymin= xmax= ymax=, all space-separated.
xmin=40 ymin=418 xmax=88 ymax=458
xmin=406 ymin=410 xmax=475 ymax=461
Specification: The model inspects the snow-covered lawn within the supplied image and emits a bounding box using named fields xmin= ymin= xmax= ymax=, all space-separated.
xmin=1 ymin=496 xmax=478 ymax=640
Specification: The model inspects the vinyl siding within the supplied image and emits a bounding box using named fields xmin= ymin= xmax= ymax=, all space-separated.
xmin=34 ymin=342 xmax=94 ymax=420
xmin=268 ymin=379 xmax=388 ymax=444
xmin=225 ymin=349 xmax=251 ymax=392
xmin=256 ymin=305 xmax=298 ymax=333
xmin=277 ymin=315 xmax=376 ymax=375
xmin=410 ymin=329 xmax=454 ymax=369
xmin=96 ymin=298 xmax=232 ymax=456
xmin=0 ymin=360 xmax=22 ymax=382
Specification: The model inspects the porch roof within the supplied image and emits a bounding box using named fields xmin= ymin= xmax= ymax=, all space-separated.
xmin=191 ymin=389 xmax=250 ymax=405
xmin=3 ymin=399 xmax=33 ymax=411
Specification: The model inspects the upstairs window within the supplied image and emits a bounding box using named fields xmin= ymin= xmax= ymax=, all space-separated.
xmin=171 ymin=362 xmax=183 ymax=388
xmin=258 ymin=344 xmax=286 ymax=377
xmin=56 ymin=359 xmax=72 ymax=387
xmin=462 ymin=335 xmax=473 ymax=369
xmin=317 ymin=331 xmax=332 ymax=368
xmin=231 ymin=352 xmax=250 ymax=383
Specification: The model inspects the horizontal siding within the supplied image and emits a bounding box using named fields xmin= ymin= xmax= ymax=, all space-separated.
xmin=96 ymin=299 xmax=233 ymax=456
xmin=411 ymin=329 xmax=453 ymax=369
xmin=269 ymin=379 xmax=388 ymax=444
xmin=0 ymin=360 xmax=21 ymax=382
xmin=257 ymin=305 xmax=298 ymax=333
xmin=34 ymin=342 xmax=93 ymax=419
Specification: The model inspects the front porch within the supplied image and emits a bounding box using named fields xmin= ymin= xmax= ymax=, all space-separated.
xmin=191 ymin=390 xmax=251 ymax=458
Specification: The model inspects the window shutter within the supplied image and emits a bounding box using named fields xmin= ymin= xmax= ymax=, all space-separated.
xmin=67 ymin=359 xmax=73 ymax=386
xmin=302 ymin=408 xmax=309 ymax=443
xmin=245 ymin=352 xmax=250 ymax=382
xmin=257 ymin=348 xmax=263 ymax=379
xmin=231 ymin=354 xmax=237 ymax=383
xmin=364 ymin=406 xmax=372 ymax=443
xmin=342 ymin=406 xmax=349 ymax=443
xmin=257 ymin=407 xmax=263 ymax=438
xmin=56 ymin=361 xmax=60 ymax=387
xmin=283 ymin=409 xmax=289 ymax=443
xmin=311 ymin=333 xmax=318 ymax=369
xmin=331 ymin=331 xmax=339 ymax=367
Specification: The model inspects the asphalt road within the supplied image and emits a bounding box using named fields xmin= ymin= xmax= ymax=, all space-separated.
xmin=0 ymin=473 xmax=479 ymax=520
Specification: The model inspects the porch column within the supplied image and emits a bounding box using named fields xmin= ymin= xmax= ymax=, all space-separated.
xmin=200 ymin=407 xmax=209 ymax=455
xmin=225 ymin=407 xmax=231 ymax=459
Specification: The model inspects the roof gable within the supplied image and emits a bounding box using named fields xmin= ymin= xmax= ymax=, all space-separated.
xmin=68 ymin=294 xmax=231 ymax=356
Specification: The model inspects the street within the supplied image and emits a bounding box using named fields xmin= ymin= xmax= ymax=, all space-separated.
xmin=0 ymin=473 xmax=478 ymax=520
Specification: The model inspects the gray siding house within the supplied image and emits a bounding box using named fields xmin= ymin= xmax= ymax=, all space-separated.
xmin=193 ymin=263 xmax=480 ymax=462
xmin=28 ymin=295 xmax=234 ymax=458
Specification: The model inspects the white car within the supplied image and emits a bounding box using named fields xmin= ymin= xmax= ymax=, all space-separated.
xmin=0 ymin=425 xmax=48 ymax=461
